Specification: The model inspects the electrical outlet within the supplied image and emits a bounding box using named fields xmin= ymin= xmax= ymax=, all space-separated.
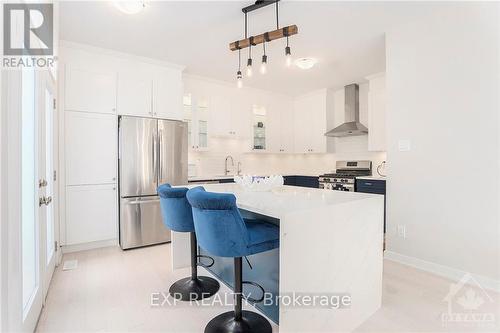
xmin=397 ymin=225 xmax=406 ymax=239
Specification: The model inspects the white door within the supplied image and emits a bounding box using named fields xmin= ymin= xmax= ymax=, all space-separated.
xmin=39 ymin=72 xmax=57 ymax=301
xmin=21 ymin=68 xmax=58 ymax=332
xmin=21 ymin=67 xmax=43 ymax=333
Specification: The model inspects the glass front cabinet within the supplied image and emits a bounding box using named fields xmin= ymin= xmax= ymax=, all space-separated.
xmin=252 ymin=105 xmax=267 ymax=151
xmin=183 ymin=94 xmax=209 ymax=151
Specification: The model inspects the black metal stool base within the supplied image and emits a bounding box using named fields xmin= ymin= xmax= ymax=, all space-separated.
xmin=169 ymin=276 xmax=219 ymax=301
xmin=204 ymin=310 xmax=272 ymax=333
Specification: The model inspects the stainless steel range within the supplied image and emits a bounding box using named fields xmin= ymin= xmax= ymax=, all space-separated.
xmin=319 ymin=161 xmax=372 ymax=192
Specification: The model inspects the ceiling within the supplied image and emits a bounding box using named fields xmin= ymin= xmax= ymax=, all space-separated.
xmin=59 ymin=1 xmax=437 ymax=96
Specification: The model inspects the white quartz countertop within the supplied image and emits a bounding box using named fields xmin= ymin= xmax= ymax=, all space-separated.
xmin=186 ymin=183 xmax=380 ymax=219
xmin=188 ymin=174 xmax=321 ymax=182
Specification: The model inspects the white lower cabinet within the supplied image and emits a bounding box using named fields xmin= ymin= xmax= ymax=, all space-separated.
xmin=65 ymin=184 xmax=118 ymax=245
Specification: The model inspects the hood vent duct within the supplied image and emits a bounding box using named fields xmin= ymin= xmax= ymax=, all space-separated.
xmin=325 ymin=83 xmax=368 ymax=137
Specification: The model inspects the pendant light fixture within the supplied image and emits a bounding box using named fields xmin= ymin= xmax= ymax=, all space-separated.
xmin=260 ymin=41 xmax=267 ymax=74
xmin=230 ymin=0 xmax=299 ymax=83
xmin=246 ymin=40 xmax=253 ymax=77
xmin=285 ymin=34 xmax=292 ymax=67
xmin=237 ymin=49 xmax=243 ymax=88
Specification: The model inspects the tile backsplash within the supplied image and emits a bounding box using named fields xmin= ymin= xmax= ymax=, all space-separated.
xmin=189 ymin=137 xmax=387 ymax=177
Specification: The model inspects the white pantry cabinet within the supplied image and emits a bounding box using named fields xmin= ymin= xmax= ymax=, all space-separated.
xmin=65 ymin=66 xmax=117 ymax=114
xmin=65 ymin=111 xmax=117 ymax=185
xmin=293 ymin=90 xmax=328 ymax=153
xmin=117 ymin=71 xmax=153 ymax=117
xmin=367 ymin=73 xmax=386 ymax=151
xmin=65 ymin=184 xmax=117 ymax=245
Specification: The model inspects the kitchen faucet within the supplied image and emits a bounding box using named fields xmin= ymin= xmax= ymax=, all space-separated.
xmin=224 ymin=155 xmax=234 ymax=175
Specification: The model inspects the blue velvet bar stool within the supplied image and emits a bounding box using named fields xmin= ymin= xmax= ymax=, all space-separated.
xmin=158 ymin=184 xmax=220 ymax=301
xmin=187 ymin=187 xmax=279 ymax=333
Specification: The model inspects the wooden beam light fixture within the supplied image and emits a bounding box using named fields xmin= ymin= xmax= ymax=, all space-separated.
xmin=231 ymin=0 xmax=298 ymax=85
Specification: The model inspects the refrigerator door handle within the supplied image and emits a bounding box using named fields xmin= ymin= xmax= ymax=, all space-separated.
xmin=153 ymin=131 xmax=158 ymax=187
xmin=159 ymin=129 xmax=163 ymax=182
xmin=127 ymin=198 xmax=160 ymax=205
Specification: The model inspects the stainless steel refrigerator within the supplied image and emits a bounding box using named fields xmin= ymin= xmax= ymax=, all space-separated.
xmin=118 ymin=116 xmax=188 ymax=249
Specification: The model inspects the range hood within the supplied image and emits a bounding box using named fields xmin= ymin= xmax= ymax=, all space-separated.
xmin=325 ymin=84 xmax=368 ymax=137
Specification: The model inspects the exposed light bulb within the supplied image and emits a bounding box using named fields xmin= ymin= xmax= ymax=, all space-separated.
xmin=285 ymin=46 xmax=292 ymax=67
xmin=260 ymin=55 xmax=267 ymax=74
xmin=236 ymin=71 xmax=243 ymax=88
xmin=246 ymin=58 xmax=253 ymax=77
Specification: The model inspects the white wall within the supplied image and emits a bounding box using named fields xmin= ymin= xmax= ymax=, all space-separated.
xmin=385 ymin=2 xmax=499 ymax=285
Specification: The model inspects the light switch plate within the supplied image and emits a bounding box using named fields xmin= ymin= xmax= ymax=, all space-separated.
xmin=398 ymin=140 xmax=411 ymax=152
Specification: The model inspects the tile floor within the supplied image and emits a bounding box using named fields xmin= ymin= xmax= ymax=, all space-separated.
xmin=36 ymin=244 xmax=500 ymax=332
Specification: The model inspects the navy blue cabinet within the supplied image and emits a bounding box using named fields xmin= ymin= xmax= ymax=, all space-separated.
xmin=356 ymin=178 xmax=386 ymax=232
xmin=284 ymin=175 xmax=319 ymax=188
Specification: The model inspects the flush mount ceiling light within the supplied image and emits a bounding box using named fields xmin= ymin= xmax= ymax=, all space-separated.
xmin=294 ymin=58 xmax=317 ymax=70
xmin=230 ymin=0 xmax=299 ymax=85
xmin=114 ymin=1 xmax=146 ymax=15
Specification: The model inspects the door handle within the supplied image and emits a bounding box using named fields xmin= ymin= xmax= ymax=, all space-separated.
xmin=39 ymin=196 xmax=52 ymax=206
xmin=39 ymin=179 xmax=48 ymax=188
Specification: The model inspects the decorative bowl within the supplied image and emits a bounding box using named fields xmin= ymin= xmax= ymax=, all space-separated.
xmin=234 ymin=175 xmax=284 ymax=192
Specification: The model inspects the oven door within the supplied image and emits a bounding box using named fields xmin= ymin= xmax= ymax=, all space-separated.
xmin=333 ymin=183 xmax=354 ymax=192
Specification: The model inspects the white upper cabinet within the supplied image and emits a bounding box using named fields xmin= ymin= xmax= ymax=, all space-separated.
xmin=65 ymin=66 xmax=117 ymax=114
xmin=210 ymin=94 xmax=233 ymax=137
xmin=293 ymin=90 xmax=327 ymax=153
xmin=117 ymin=65 xmax=183 ymax=120
xmin=267 ymin=100 xmax=294 ymax=153
xmin=367 ymin=73 xmax=387 ymax=151
xmin=117 ymin=71 xmax=153 ymax=117
xmin=154 ymin=68 xmax=183 ymax=120
xmin=65 ymin=111 xmax=117 ymax=186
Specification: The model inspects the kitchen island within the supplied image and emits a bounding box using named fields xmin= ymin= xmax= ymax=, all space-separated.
xmin=171 ymin=184 xmax=384 ymax=332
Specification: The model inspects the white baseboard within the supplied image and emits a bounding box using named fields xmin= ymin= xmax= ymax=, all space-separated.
xmin=61 ymin=239 xmax=118 ymax=254
xmin=384 ymin=251 xmax=500 ymax=293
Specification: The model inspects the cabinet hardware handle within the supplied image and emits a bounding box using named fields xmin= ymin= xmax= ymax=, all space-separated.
xmin=112 ymin=177 xmax=116 ymax=181
xmin=365 ymin=182 xmax=373 ymax=186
